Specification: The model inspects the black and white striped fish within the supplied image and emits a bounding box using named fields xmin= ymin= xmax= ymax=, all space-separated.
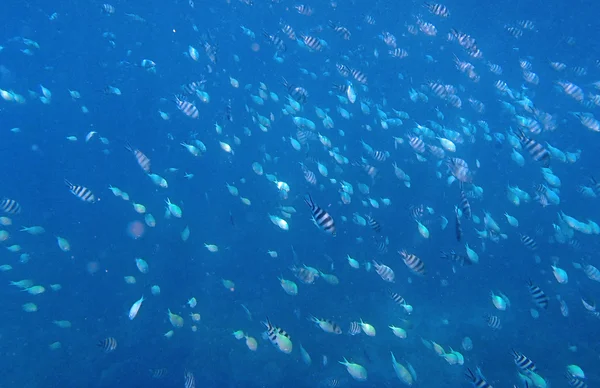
xmin=97 ymin=337 xmax=117 ymax=352
xmin=485 ymin=314 xmax=502 ymax=330
xmin=459 ymin=184 xmax=472 ymax=219
xmin=516 ymin=130 xmax=550 ymax=166
xmin=366 ymin=214 xmax=381 ymax=233
xmin=465 ymin=368 xmax=493 ymax=388
xmin=440 ymin=250 xmax=472 ymax=266
xmin=400 ymin=250 xmax=426 ymax=275
xmin=567 ymin=373 xmax=588 ymax=388
xmin=282 ymin=77 xmax=309 ymax=103
xmin=347 ymin=321 xmax=361 ymax=335
xmin=583 ymin=264 xmax=600 ymax=281
xmin=175 ymin=95 xmax=199 ymax=119
xmin=387 ymin=289 xmax=406 ymax=305
xmin=336 ymin=63 xmax=351 ymax=77
xmin=304 ymin=194 xmax=336 ymax=236
xmin=149 ymin=368 xmax=168 ymax=378
xmin=350 ymin=68 xmax=368 ymax=84
xmin=511 ymin=350 xmax=537 ymax=372
xmin=300 ymin=34 xmax=323 ymax=51
xmin=184 ymin=370 xmax=196 ymax=388
xmin=373 ymin=261 xmax=395 ymax=282
xmin=262 ymin=30 xmax=287 ymax=51
xmin=370 ymin=149 xmax=389 ymax=162
xmin=520 ymin=234 xmax=537 ymax=250
xmin=527 ymin=279 xmax=549 ymax=309
xmin=300 ymin=163 xmax=317 ymax=185
xmin=374 ymin=236 xmax=389 ymax=254
xmin=125 ymin=143 xmax=151 ymax=173
xmin=263 ymin=317 xmax=292 ymax=353
xmin=328 ymin=21 xmax=351 ymax=40
xmin=425 ymin=2 xmax=450 ymax=17
xmin=64 ymin=180 xmax=96 ymax=203
xmin=0 ymin=198 xmax=21 ymax=214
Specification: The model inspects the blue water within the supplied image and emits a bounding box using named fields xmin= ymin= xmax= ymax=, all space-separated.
xmin=1 ymin=0 xmax=600 ymax=386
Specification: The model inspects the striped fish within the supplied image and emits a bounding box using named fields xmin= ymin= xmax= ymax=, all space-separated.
xmin=149 ymin=368 xmax=168 ymax=378
xmin=300 ymin=163 xmax=317 ymax=185
xmin=350 ymin=68 xmax=368 ymax=84
xmin=184 ymin=370 xmax=196 ymax=388
xmin=300 ymin=34 xmax=323 ymax=51
xmin=400 ymin=250 xmax=426 ymax=275
xmin=465 ymin=368 xmax=493 ymax=388
xmin=511 ymin=350 xmax=537 ymax=372
xmin=175 ymin=95 xmax=199 ymax=119
xmin=64 ymin=180 xmax=96 ymax=203
xmin=516 ymin=130 xmax=550 ymax=166
xmin=374 ymin=236 xmax=389 ymax=254
xmin=373 ymin=261 xmax=395 ymax=282
xmin=97 ymin=337 xmax=117 ymax=352
xmin=263 ymin=317 xmax=293 ymax=354
xmin=459 ymin=184 xmax=472 ymax=219
xmin=387 ymin=289 xmax=406 ymax=305
xmin=527 ymin=279 xmax=549 ymax=309
xmin=425 ymin=3 xmax=450 ymax=17
xmin=520 ymin=234 xmax=537 ymax=250
xmin=567 ymin=373 xmax=588 ymax=388
xmin=263 ymin=30 xmax=287 ymax=52
xmin=347 ymin=321 xmax=361 ymax=335
xmin=485 ymin=314 xmax=502 ymax=330
xmin=0 ymin=198 xmax=21 ymax=214
xmin=366 ymin=214 xmax=381 ymax=233
xmin=125 ymin=143 xmax=151 ymax=173
xmin=583 ymin=264 xmax=600 ymax=281
xmin=304 ymin=194 xmax=336 ymax=236
xmin=440 ymin=250 xmax=472 ymax=266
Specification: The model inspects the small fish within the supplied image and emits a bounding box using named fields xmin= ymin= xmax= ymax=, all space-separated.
xmin=304 ymin=194 xmax=336 ymax=236
xmin=97 ymin=337 xmax=117 ymax=352
xmin=0 ymin=198 xmax=21 ymax=214
xmin=399 ymin=250 xmax=426 ymax=275
xmin=527 ymin=280 xmax=549 ymax=309
xmin=128 ymin=295 xmax=144 ymax=320
xmin=64 ymin=180 xmax=96 ymax=203
xmin=125 ymin=143 xmax=151 ymax=173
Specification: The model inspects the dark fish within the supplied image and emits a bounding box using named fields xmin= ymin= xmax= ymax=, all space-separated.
xmin=304 ymin=194 xmax=336 ymax=236
xmin=527 ymin=279 xmax=549 ymax=309
xmin=97 ymin=337 xmax=117 ymax=352
xmin=0 ymin=198 xmax=21 ymax=214
xmin=64 ymin=180 xmax=96 ymax=203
